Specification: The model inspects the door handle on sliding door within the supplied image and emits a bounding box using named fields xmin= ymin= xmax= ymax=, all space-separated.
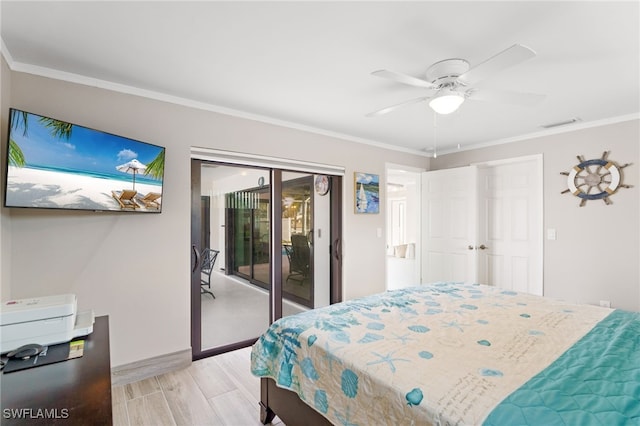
xmin=333 ymin=238 xmax=341 ymax=261
xmin=192 ymin=245 xmax=201 ymax=273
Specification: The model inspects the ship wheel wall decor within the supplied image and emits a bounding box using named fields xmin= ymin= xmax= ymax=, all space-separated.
xmin=561 ymin=151 xmax=632 ymax=206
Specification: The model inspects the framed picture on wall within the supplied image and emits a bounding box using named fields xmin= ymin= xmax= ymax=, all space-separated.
xmin=354 ymin=172 xmax=379 ymax=214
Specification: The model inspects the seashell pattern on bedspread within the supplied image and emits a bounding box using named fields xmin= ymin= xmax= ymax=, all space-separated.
xmin=251 ymin=282 xmax=639 ymax=425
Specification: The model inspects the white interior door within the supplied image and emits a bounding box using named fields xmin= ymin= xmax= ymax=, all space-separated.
xmin=421 ymin=166 xmax=478 ymax=283
xmin=477 ymin=157 xmax=543 ymax=295
xmin=421 ymin=156 xmax=543 ymax=295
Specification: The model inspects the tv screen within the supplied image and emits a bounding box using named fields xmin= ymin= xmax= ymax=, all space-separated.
xmin=4 ymin=108 xmax=165 ymax=213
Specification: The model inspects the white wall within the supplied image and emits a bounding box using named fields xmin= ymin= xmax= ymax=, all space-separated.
xmin=1 ymin=65 xmax=428 ymax=367
xmin=432 ymin=120 xmax=640 ymax=312
xmin=0 ymin=56 xmax=11 ymax=301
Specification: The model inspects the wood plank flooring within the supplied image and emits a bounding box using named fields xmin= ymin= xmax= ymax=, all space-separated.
xmin=112 ymin=347 xmax=284 ymax=426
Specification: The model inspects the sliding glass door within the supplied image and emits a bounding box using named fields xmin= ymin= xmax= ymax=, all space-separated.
xmin=191 ymin=159 xmax=342 ymax=359
xmin=191 ymin=163 xmax=270 ymax=357
xmin=229 ymin=187 xmax=270 ymax=289
xmin=281 ymin=174 xmax=314 ymax=308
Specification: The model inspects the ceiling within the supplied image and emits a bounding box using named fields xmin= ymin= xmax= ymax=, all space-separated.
xmin=1 ymin=1 xmax=638 ymax=156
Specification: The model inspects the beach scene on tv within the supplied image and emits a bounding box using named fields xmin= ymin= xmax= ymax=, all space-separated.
xmin=5 ymin=109 xmax=164 ymax=212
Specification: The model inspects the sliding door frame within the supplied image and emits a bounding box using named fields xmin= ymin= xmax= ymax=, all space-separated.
xmin=330 ymin=175 xmax=343 ymax=305
xmin=270 ymin=169 xmax=283 ymax=323
xmin=190 ymin=149 xmax=344 ymax=360
xmin=190 ymin=159 xmax=204 ymax=357
xmin=191 ymin=159 xmax=271 ymax=360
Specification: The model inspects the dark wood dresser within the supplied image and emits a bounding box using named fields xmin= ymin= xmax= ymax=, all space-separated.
xmin=1 ymin=315 xmax=112 ymax=425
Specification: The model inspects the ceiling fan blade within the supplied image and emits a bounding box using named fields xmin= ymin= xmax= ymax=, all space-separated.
xmin=366 ymin=96 xmax=431 ymax=117
xmin=371 ymin=70 xmax=436 ymax=89
xmin=467 ymin=88 xmax=545 ymax=106
xmin=457 ymin=44 xmax=536 ymax=86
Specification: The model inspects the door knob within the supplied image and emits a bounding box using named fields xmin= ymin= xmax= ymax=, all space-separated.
xmin=469 ymin=244 xmax=488 ymax=250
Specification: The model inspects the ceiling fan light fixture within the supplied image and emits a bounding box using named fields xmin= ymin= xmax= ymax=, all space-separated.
xmin=429 ymin=89 xmax=464 ymax=114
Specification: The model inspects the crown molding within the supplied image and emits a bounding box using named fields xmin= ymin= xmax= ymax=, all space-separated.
xmin=0 ymin=41 xmax=429 ymax=158
xmin=1 ymin=38 xmax=15 ymax=67
xmin=438 ymin=113 xmax=640 ymax=156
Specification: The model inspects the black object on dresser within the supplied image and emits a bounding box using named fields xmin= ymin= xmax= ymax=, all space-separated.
xmin=1 ymin=315 xmax=112 ymax=425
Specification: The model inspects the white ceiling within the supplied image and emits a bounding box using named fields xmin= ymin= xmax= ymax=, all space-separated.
xmin=1 ymin=1 xmax=638 ymax=156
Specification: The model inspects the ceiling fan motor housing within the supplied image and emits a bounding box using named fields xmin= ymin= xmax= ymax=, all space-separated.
xmin=425 ymin=59 xmax=470 ymax=88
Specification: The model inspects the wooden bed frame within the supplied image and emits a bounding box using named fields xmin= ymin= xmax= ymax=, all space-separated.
xmin=260 ymin=378 xmax=332 ymax=425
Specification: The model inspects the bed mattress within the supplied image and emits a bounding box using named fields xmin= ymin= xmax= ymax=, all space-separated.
xmin=251 ymin=282 xmax=640 ymax=425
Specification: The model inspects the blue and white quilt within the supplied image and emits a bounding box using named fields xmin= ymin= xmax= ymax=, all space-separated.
xmin=251 ymin=283 xmax=640 ymax=425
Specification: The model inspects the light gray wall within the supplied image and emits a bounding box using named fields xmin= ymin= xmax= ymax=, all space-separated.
xmin=4 ymin=57 xmax=638 ymax=371
xmin=2 ymin=67 xmax=428 ymax=367
xmin=0 ymin=57 xmax=11 ymax=301
xmin=431 ymin=120 xmax=640 ymax=312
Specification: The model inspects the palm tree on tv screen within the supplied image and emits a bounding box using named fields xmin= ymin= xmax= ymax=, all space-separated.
xmin=8 ymin=110 xmax=28 ymax=167
xmin=144 ymin=149 xmax=164 ymax=180
xmin=8 ymin=110 xmax=73 ymax=167
xmin=40 ymin=116 xmax=73 ymax=140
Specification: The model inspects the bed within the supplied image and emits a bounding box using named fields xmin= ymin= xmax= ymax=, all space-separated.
xmin=250 ymin=282 xmax=640 ymax=425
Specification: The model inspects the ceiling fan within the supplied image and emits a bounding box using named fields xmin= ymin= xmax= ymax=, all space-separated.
xmin=367 ymin=44 xmax=545 ymax=117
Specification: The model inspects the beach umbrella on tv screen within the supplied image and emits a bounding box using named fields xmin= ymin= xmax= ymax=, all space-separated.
xmin=116 ymin=159 xmax=146 ymax=190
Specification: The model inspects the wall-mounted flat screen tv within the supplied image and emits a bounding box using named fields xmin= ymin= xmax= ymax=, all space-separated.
xmin=4 ymin=108 xmax=165 ymax=213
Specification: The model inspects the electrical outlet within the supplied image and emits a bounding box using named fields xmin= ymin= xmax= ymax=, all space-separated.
xmin=599 ymin=300 xmax=611 ymax=308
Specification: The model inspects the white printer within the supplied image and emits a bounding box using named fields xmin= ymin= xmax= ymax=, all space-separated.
xmin=0 ymin=294 xmax=94 ymax=354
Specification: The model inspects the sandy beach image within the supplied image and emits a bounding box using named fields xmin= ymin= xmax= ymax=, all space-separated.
xmin=6 ymin=166 xmax=162 ymax=212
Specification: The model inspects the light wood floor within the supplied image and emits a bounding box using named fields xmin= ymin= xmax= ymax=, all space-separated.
xmin=112 ymin=346 xmax=283 ymax=426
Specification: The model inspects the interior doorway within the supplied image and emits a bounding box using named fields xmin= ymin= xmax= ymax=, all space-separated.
xmin=190 ymin=154 xmax=343 ymax=360
xmin=385 ymin=165 xmax=422 ymax=290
